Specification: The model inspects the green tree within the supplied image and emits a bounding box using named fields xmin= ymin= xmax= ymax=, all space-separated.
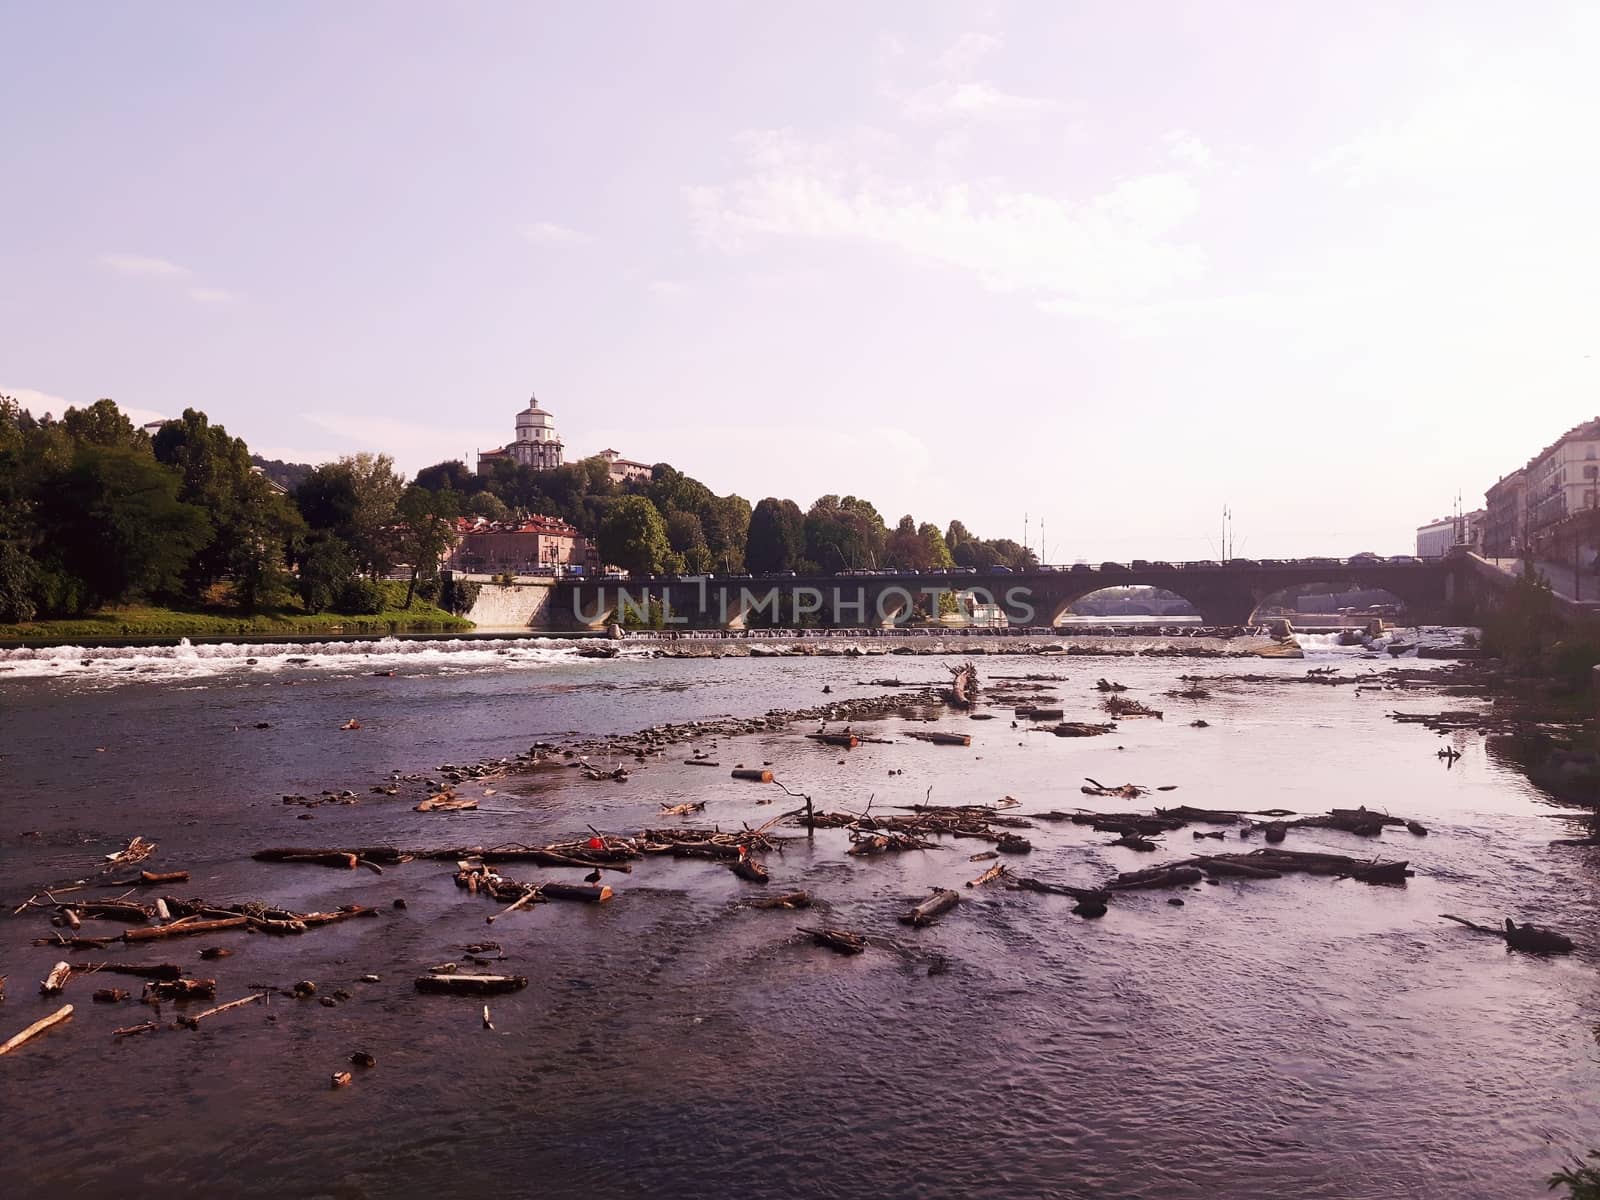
xmin=292 ymin=454 xmax=404 ymax=577
xmin=33 ymin=445 xmax=210 ymax=610
xmin=397 ymin=485 xmax=461 ymax=607
xmin=465 ymin=492 xmax=509 ymax=522
xmin=61 ymin=399 xmax=149 ymax=450
xmin=598 ymin=495 xmax=672 ymax=576
xmin=297 ymin=531 xmax=357 ymax=614
xmin=806 ymin=494 xmax=886 ymax=571
xmin=703 ymin=493 xmax=751 ymax=572
xmin=746 ymin=497 xmax=806 ymax=573
xmin=920 ymin=522 xmax=955 ymax=569
xmin=414 ymin=459 xmax=481 ymax=495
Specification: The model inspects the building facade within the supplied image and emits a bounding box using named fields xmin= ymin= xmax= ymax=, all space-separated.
xmin=1415 ymin=512 xmax=1482 ymax=558
xmin=1482 ymin=469 xmax=1526 ymax=558
xmin=1524 ymin=418 xmax=1600 ymax=541
xmin=597 ymin=448 xmax=652 ymax=484
xmin=477 ymin=396 xmax=564 ymax=475
xmin=448 ymin=515 xmax=590 ymax=576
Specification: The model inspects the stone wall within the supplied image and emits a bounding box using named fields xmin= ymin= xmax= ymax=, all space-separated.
xmin=463 ymin=582 xmax=553 ymax=630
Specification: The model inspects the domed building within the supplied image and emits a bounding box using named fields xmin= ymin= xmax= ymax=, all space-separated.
xmin=477 ymin=395 xmax=564 ymax=474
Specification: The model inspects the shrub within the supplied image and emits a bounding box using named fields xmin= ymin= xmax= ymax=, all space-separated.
xmin=335 ymin=577 xmax=386 ymax=615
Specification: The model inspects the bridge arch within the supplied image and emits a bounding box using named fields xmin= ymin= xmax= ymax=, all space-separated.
xmin=1056 ymin=584 xmax=1202 ymax=625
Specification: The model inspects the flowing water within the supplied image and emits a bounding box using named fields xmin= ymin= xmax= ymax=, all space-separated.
xmin=1 ymin=633 xmax=1597 ymax=1199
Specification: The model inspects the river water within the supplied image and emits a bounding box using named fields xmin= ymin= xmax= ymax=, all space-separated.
xmin=1 ymin=633 xmax=1598 ymax=1199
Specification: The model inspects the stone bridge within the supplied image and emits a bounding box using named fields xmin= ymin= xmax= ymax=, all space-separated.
xmin=547 ymin=558 xmax=1461 ymax=630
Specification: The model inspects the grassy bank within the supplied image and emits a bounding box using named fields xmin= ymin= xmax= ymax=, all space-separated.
xmin=0 ymin=582 xmax=473 ymax=642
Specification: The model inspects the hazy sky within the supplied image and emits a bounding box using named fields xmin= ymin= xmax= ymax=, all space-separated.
xmin=5 ymin=1 xmax=1599 ymax=560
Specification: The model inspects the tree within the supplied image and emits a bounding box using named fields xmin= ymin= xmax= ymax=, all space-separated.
xmin=32 ymin=445 xmax=210 ymax=610
xmin=746 ymin=497 xmax=806 ymax=573
xmin=919 ymin=522 xmax=955 ymax=569
xmin=292 ymin=454 xmax=404 ymax=577
xmin=806 ymin=494 xmax=886 ymax=571
xmin=397 ymin=485 xmax=461 ymax=607
xmin=884 ymin=515 xmax=934 ymax=571
xmin=153 ymin=408 xmax=298 ymax=598
xmin=61 ymin=399 xmax=148 ymax=450
xmin=598 ymin=495 xmax=672 ymax=576
xmin=703 ymin=493 xmax=751 ymax=572
xmin=297 ymin=531 xmax=357 ymax=614
xmin=666 ymin=510 xmax=713 ymax=574
xmin=945 ymin=520 xmax=974 ymax=553
xmin=465 ymin=492 xmax=508 ymax=522
xmin=414 ymin=460 xmax=480 ymax=495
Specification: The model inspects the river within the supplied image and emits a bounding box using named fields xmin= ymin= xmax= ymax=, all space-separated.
xmin=1 ymin=633 xmax=1597 ymax=1199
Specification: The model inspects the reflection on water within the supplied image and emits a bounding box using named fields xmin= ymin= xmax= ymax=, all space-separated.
xmin=2 ymin=647 xmax=1598 ymax=1199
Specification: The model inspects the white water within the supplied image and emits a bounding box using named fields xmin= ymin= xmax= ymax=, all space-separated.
xmin=0 ymin=635 xmax=621 ymax=684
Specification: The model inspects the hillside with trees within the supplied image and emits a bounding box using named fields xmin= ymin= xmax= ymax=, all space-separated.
xmin=0 ymin=393 xmax=1043 ymax=635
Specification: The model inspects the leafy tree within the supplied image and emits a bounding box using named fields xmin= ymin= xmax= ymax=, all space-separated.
xmin=414 ymin=459 xmax=480 ymax=495
xmin=32 ymin=445 xmax=210 ymax=610
xmin=0 ymin=541 xmax=37 ymax=623
xmin=397 ymin=485 xmax=461 ymax=607
xmin=153 ymin=408 xmax=300 ymax=596
xmin=465 ymin=492 xmax=509 ymax=522
xmin=806 ymin=494 xmax=886 ymax=571
xmin=598 ymin=495 xmax=672 ymax=576
xmin=61 ymin=399 xmax=149 ymax=450
xmin=297 ymin=531 xmax=357 ymax=614
xmin=920 ymin=522 xmax=955 ymax=569
xmin=703 ymin=493 xmax=751 ymax=572
xmin=665 ymin=510 xmax=714 ymax=574
xmin=746 ymin=497 xmax=806 ymax=573
xmin=945 ymin=519 xmax=974 ymax=552
xmin=292 ymin=454 xmax=404 ymax=576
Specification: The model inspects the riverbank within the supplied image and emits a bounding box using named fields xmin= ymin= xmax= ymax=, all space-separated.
xmin=0 ymin=586 xmax=471 ymax=646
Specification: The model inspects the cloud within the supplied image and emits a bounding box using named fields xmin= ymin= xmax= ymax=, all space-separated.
xmin=100 ymin=253 xmax=190 ymax=278
xmin=648 ymin=280 xmax=690 ymax=297
xmin=98 ymin=253 xmax=237 ymax=304
xmin=898 ymin=80 xmax=1056 ymax=121
xmin=0 ymin=386 xmax=165 ymax=427
xmin=1163 ymin=129 xmax=1214 ymax=170
xmin=520 ymin=221 xmax=593 ymax=245
xmin=688 ymin=131 xmax=1205 ymax=304
xmin=935 ymin=31 xmax=1002 ymax=76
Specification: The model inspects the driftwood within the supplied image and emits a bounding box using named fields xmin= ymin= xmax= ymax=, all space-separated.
xmin=40 ymin=962 xmax=72 ymax=996
xmin=732 ymin=768 xmax=774 ymax=782
xmin=93 ymin=987 xmax=130 ymax=1003
xmin=138 ymin=870 xmax=189 ymax=885
xmin=658 ymin=801 xmax=707 ymax=817
xmin=1010 ymin=877 xmax=1112 ymax=905
xmin=900 ymin=888 xmax=960 ymax=927
xmin=797 ymin=926 xmax=866 ymax=955
xmin=730 ymin=858 xmax=770 ymax=884
xmin=178 ymin=993 xmax=264 ymax=1029
xmin=1103 ymin=696 xmax=1163 ymax=720
xmin=104 ymin=837 xmax=157 ymax=869
xmin=1095 ymin=679 xmax=1127 ymax=692
xmin=81 ymin=961 xmax=182 ymax=981
xmin=145 ymin=978 xmax=217 ymax=1002
xmin=1082 ymin=779 xmax=1148 ymax=799
xmin=64 ymin=900 xmax=151 ymax=923
xmin=944 ymin=661 xmax=980 ymax=709
xmin=1015 ymin=707 xmax=1065 ymax=721
xmin=746 ymin=891 xmax=812 ymax=910
xmin=684 ymin=758 xmax=721 ymax=767
xmin=808 ymin=733 xmax=860 ymax=748
xmin=113 ymin=1021 xmax=158 ymax=1038
xmin=1441 ymin=914 xmax=1574 ymax=954
xmin=906 ymin=730 xmax=972 ymax=747
xmin=1108 ymin=864 xmax=1204 ymax=890
xmin=122 ymin=916 xmax=250 ymax=942
xmin=416 ymin=791 xmax=478 ymax=812
xmin=1051 ymin=722 xmax=1116 ymax=738
xmin=33 ymin=934 xmax=117 ymax=950
xmin=966 ymin=862 xmax=1009 ymax=889
xmin=414 ymin=973 xmax=529 ymax=995
xmin=0 ymin=1005 xmax=73 ymax=1056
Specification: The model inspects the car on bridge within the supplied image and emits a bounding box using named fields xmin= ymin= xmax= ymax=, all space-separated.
xmin=988 ymin=565 xmax=1014 ymax=574
xmin=1387 ymin=555 xmax=1421 ymax=564
xmin=1099 ymin=561 xmax=1128 ymax=573
xmin=1069 ymin=563 xmax=1095 ymax=574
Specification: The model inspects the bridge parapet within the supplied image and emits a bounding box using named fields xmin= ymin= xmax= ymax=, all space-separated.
xmin=546 ymin=559 xmax=1456 ymax=631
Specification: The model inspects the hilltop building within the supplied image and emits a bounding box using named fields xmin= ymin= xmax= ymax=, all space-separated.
xmin=476 ymin=395 xmax=651 ymax=484
xmin=477 ymin=395 xmax=563 ymax=474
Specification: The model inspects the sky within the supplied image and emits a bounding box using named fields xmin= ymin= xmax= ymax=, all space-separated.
xmin=5 ymin=1 xmax=1600 ymax=561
